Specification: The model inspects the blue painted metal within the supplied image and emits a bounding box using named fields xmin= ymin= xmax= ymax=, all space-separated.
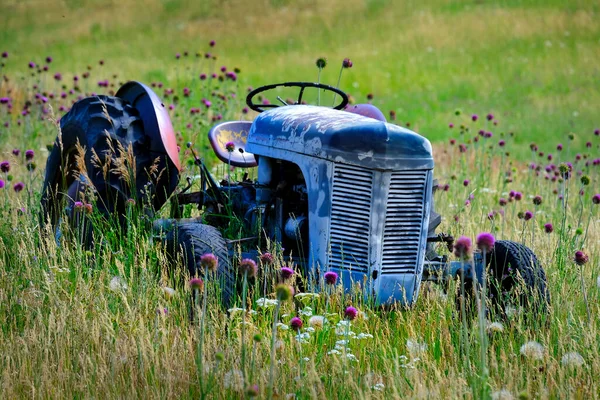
xmin=244 ymin=105 xmax=435 ymax=306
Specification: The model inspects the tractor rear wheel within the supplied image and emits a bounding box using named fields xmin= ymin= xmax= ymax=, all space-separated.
xmin=165 ymin=222 xmax=236 ymax=307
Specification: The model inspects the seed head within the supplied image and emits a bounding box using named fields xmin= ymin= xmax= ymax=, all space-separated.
xmin=275 ymin=284 xmax=293 ymax=301
xmin=200 ymin=253 xmax=218 ymax=272
xmin=190 ymin=278 xmax=204 ymax=290
xmin=580 ymin=175 xmax=590 ymax=186
xmin=476 ymin=232 xmax=495 ymax=253
xmin=520 ymin=341 xmax=545 ymax=361
xmin=574 ymin=251 xmax=588 ymax=266
xmin=315 ymin=57 xmax=327 ymax=69
xmin=324 ymin=271 xmax=338 ymax=285
xmin=239 ymin=258 xmax=258 ymax=278
xmin=453 ymin=236 xmax=472 ymax=260
xmin=308 ymin=315 xmax=326 ymax=329
xmin=290 ymin=316 xmax=303 ymax=331
xmin=561 ymin=352 xmax=585 ymax=367
xmin=344 ymin=306 xmax=358 ymax=321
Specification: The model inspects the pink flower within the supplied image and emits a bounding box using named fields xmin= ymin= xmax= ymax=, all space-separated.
xmin=574 ymin=251 xmax=588 ymax=266
xmin=476 ymin=232 xmax=495 ymax=253
xmin=344 ymin=306 xmax=358 ymax=321
xmin=544 ymin=223 xmax=553 ymax=233
xmin=324 ymin=271 xmax=338 ymax=285
xmin=290 ymin=317 xmax=303 ymax=331
xmin=200 ymin=253 xmax=218 ymax=272
xmin=280 ymin=267 xmax=294 ymax=280
xmin=259 ymin=252 xmax=274 ymax=265
xmin=239 ymin=258 xmax=258 ymax=278
xmin=190 ymin=278 xmax=204 ymax=290
xmin=453 ymin=236 xmax=472 ymax=260
xmin=225 ymin=141 xmax=235 ymax=152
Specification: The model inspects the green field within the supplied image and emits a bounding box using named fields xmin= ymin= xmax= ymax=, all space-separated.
xmin=0 ymin=1 xmax=599 ymax=399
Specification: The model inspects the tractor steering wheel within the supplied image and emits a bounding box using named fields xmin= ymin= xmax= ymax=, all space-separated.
xmin=246 ymin=82 xmax=349 ymax=113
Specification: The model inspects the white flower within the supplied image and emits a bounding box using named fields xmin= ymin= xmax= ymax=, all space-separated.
xmin=505 ymin=305 xmax=519 ymax=319
xmin=223 ymin=369 xmax=244 ymax=391
xmin=372 ymin=383 xmax=385 ymax=392
xmin=256 ymin=298 xmax=278 ymax=308
xmin=295 ymin=332 xmax=310 ymax=343
xmin=299 ymin=306 xmax=313 ymax=317
xmin=520 ymin=341 xmax=545 ymax=360
xmin=49 ymin=265 xmax=69 ymax=273
xmin=491 ymin=389 xmax=514 ymax=400
xmin=277 ymin=322 xmax=289 ymax=331
xmin=294 ymin=292 xmax=319 ymax=304
xmin=304 ymin=327 xmax=315 ymax=333
xmin=356 ymin=333 xmax=373 ymax=340
xmin=327 ymin=349 xmax=341 ymax=355
xmin=561 ymin=352 xmax=585 ymax=367
xmin=336 ymin=320 xmax=350 ymax=328
xmin=406 ymin=339 xmax=427 ymax=358
xmin=334 ymin=344 xmax=345 ymax=351
xmin=303 ymin=357 xmax=310 ymax=362
xmin=487 ymin=321 xmax=504 ymax=334
xmin=308 ymin=315 xmax=326 ymax=329
xmin=109 ymin=276 xmax=128 ymax=293
xmin=336 ymin=328 xmax=355 ymax=336
xmin=161 ymin=286 xmax=175 ymax=299
xmin=228 ymin=307 xmax=245 ymax=316
xmin=346 ymin=353 xmax=358 ymax=362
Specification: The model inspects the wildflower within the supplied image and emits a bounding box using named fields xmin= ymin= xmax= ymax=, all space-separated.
xmin=523 ymin=210 xmax=533 ymax=221
xmin=574 ymin=251 xmax=588 ymax=266
xmin=280 ymin=267 xmax=294 ymax=280
xmin=453 ymin=236 xmax=472 ymax=260
xmin=327 ymin=349 xmax=341 ymax=355
xmin=256 ymin=298 xmax=278 ymax=308
xmin=308 ymin=315 xmax=326 ymax=329
xmin=472 ymin=114 xmax=478 ymax=121
xmin=406 ymin=339 xmax=427 ymax=357
xmin=189 ymin=278 xmax=204 ymax=291
xmin=275 ymin=284 xmax=293 ymax=301
xmin=0 ymin=161 xmax=9 ymax=173
xmin=342 ymin=58 xmax=353 ymax=68
xmin=544 ymin=223 xmax=553 ymax=233
xmin=162 ymin=286 xmax=176 ymax=299
xmin=1 ymin=51 xmax=7 ymax=58
xmin=476 ymin=232 xmax=495 ymax=253
xmin=514 ymin=192 xmax=522 ymax=201
xmin=28 ymin=61 xmax=35 ymax=69
xmin=299 ymin=306 xmax=313 ymax=317
xmin=225 ymin=141 xmax=235 ymax=152
xmin=13 ymin=182 xmax=24 ymax=192
xmin=486 ymin=113 xmax=494 ymax=121
xmin=276 ymin=322 xmax=289 ymax=331
xmin=344 ymin=306 xmax=358 ymax=321
xmin=561 ymin=352 xmax=585 ymax=367
xmin=315 ymin=57 xmax=327 ymax=69
xmin=74 ymin=201 xmax=84 ymax=211
xmin=346 ymin=353 xmax=358 ymax=362
xmin=593 ymin=194 xmax=600 ymax=204
xmin=324 ymin=271 xmax=338 ymax=285
xmin=84 ymin=203 xmax=93 ymax=214
xmin=109 ymin=276 xmax=128 ymax=293
xmin=372 ymin=383 xmax=385 ymax=392
xmin=239 ymin=258 xmax=258 ymax=277
xmin=533 ymin=195 xmax=542 ymax=205
xmin=200 ymin=253 xmax=218 ymax=272
xmin=290 ymin=317 xmax=303 ymax=332
xmin=463 ymin=179 xmax=469 ymax=186
xmin=499 ymin=198 xmax=507 ymax=206
xmin=487 ymin=321 xmax=504 ymax=334
xmin=491 ymin=389 xmax=514 ymax=400
xmin=295 ymin=292 xmax=320 ymax=304
xmin=356 ymin=333 xmax=374 ymax=339
xmin=0 ymin=179 xmax=4 ymax=189
xmin=520 ymin=341 xmax=545 ymax=361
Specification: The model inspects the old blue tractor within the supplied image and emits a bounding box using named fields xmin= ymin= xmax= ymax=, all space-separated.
xmin=41 ymin=81 xmax=549 ymax=313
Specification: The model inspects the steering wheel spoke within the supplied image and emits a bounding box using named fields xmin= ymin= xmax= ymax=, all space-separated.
xmin=246 ymin=82 xmax=348 ymax=113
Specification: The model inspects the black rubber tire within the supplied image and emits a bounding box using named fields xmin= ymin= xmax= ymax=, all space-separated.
xmin=487 ymin=240 xmax=550 ymax=316
xmin=165 ymin=222 xmax=236 ymax=307
xmin=41 ymin=95 xmax=177 ymax=231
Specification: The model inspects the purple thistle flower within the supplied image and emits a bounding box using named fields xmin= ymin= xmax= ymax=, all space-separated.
xmin=54 ymin=72 xmax=61 ymax=81
xmin=557 ymin=143 xmax=563 ymax=151
xmin=498 ymin=140 xmax=505 ymax=147
xmin=0 ymin=179 xmax=4 ymax=189
xmin=1 ymin=51 xmax=7 ymax=58
xmin=342 ymin=58 xmax=353 ymax=68
xmin=28 ymin=61 xmax=35 ymax=69
xmin=190 ymin=277 xmax=204 ymax=290
xmin=13 ymin=182 xmax=24 ymax=192
xmin=25 ymin=149 xmax=34 ymax=160
xmin=280 ymin=267 xmax=295 ymax=280
xmin=259 ymin=252 xmax=274 ymax=265
xmin=592 ymin=194 xmax=600 ymax=205
xmin=344 ymin=306 xmax=358 ymax=321
xmin=514 ymin=192 xmax=523 ymax=201
xmin=324 ymin=271 xmax=338 ymax=285
xmin=574 ymin=251 xmax=588 ymax=266
xmin=225 ymin=141 xmax=235 ymax=152
xmin=290 ymin=316 xmax=303 ymax=331
xmin=220 ymin=66 xmax=227 ymax=72
xmin=533 ymin=195 xmax=543 ymax=205
xmin=544 ymin=223 xmax=553 ymax=233
xmin=524 ymin=210 xmax=534 ymax=221
xmin=449 ymin=123 xmax=454 ymax=128
xmin=209 ymin=40 xmax=216 ymax=47
xmin=199 ymin=73 xmax=207 ymax=80
xmin=239 ymin=258 xmax=258 ymax=278
xmin=200 ymin=253 xmax=218 ymax=272
xmin=463 ymin=179 xmax=469 ymax=187
xmin=594 ymin=129 xmax=599 ymax=136
xmin=175 ymin=53 xmax=181 ymax=59
xmin=486 ymin=113 xmax=494 ymax=121
xmin=0 ymin=161 xmax=9 ymax=173
xmin=453 ymin=236 xmax=472 ymax=260
xmin=476 ymin=232 xmax=495 ymax=253
xmin=499 ymin=198 xmax=507 ymax=206
xmin=471 ymin=114 xmax=478 ymax=122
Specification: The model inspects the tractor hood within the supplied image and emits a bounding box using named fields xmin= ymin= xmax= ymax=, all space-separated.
xmin=246 ymin=105 xmax=433 ymax=170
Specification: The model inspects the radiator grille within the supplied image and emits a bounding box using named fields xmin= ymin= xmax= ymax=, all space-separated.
xmin=329 ymin=164 xmax=373 ymax=273
xmin=381 ymin=171 xmax=427 ymax=275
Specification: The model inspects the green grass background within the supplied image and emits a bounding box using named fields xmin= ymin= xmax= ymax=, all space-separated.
xmin=1 ymin=0 xmax=599 ymax=154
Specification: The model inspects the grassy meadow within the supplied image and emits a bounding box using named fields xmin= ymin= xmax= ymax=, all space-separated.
xmin=0 ymin=0 xmax=599 ymax=398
